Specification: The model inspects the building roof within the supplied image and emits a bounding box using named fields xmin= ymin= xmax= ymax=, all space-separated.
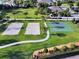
xmin=48 ymin=6 xmax=63 ymax=12
xmin=0 ymin=0 xmax=15 ymax=6
xmin=0 ymin=0 xmax=3 ymax=4
xmin=37 ymin=0 xmax=53 ymax=4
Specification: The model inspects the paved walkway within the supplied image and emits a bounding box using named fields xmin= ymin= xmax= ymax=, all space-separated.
xmin=0 ymin=22 xmax=50 ymax=49
xmin=9 ymin=18 xmax=79 ymax=21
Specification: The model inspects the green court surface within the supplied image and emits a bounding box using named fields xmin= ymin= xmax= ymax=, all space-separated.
xmin=47 ymin=22 xmax=73 ymax=33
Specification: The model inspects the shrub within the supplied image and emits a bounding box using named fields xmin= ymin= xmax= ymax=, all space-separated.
xmin=60 ymin=46 xmax=69 ymax=52
xmin=72 ymin=18 xmax=75 ymax=23
xmin=70 ymin=44 xmax=78 ymax=50
xmin=44 ymin=47 xmax=48 ymax=53
xmin=48 ymin=50 xmax=53 ymax=54
xmin=38 ymin=3 xmax=49 ymax=8
xmin=24 ymin=12 xmax=28 ymax=15
xmin=56 ymin=1 xmax=62 ymax=6
xmin=53 ymin=47 xmax=60 ymax=52
xmin=35 ymin=11 xmax=38 ymax=15
xmin=76 ymin=1 xmax=79 ymax=8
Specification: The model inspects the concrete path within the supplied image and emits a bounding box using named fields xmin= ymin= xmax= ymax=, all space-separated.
xmin=0 ymin=22 xmax=50 ymax=49
xmin=9 ymin=18 xmax=79 ymax=21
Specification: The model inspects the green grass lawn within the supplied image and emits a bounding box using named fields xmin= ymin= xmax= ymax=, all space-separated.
xmin=4 ymin=8 xmax=47 ymax=19
xmin=0 ymin=20 xmax=79 ymax=59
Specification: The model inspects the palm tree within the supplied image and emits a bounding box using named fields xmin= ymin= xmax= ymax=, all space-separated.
xmin=59 ymin=8 xmax=71 ymax=17
xmin=0 ymin=14 xmax=3 ymax=20
xmin=0 ymin=11 xmax=4 ymax=20
xmin=53 ymin=2 xmax=56 ymax=6
xmin=38 ymin=3 xmax=49 ymax=8
xmin=67 ymin=0 xmax=74 ymax=8
xmin=32 ymin=0 xmax=37 ymax=7
xmin=72 ymin=18 xmax=75 ymax=23
xmin=56 ymin=1 xmax=62 ymax=6
xmin=69 ymin=3 xmax=74 ymax=8
xmin=6 ymin=16 xmax=10 ymax=20
xmin=76 ymin=1 xmax=79 ymax=8
xmin=0 ymin=4 xmax=3 ymax=10
xmin=41 ymin=16 xmax=46 ymax=22
xmin=12 ymin=11 xmax=17 ymax=20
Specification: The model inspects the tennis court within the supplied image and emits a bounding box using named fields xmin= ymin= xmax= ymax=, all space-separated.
xmin=2 ymin=22 xmax=23 ymax=35
xmin=47 ymin=22 xmax=73 ymax=32
xmin=25 ymin=23 xmax=40 ymax=35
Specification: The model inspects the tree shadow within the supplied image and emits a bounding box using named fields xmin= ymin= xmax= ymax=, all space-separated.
xmin=25 ymin=16 xmax=32 ymax=19
xmin=0 ymin=50 xmax=33 ymax=59
xmin=51 ymin=33 xmax=66 ymax=37
xmin=0 ymin=50 xmax=26 ymax=59
xmin=0 ymin=20 xmax=7 ymax=23
xmin=57 ymin=33 xmax=66 ymax=37
xmin=0 ymin=39 xmax=18 ymax=46
xmin=0 ymin=24 xmax=7 ymax=32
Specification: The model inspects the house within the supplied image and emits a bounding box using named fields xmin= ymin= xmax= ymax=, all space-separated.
xmin=0 ymin=0 xmax=15 ymax=6
xmin=37 ymin=0 xmax=67 ymax=4
xmin=48 ymin=6 xmax=69 ymax=18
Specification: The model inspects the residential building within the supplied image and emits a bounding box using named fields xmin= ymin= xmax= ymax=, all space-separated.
xmin=0 ymin=0 xmax=15 ymax=6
